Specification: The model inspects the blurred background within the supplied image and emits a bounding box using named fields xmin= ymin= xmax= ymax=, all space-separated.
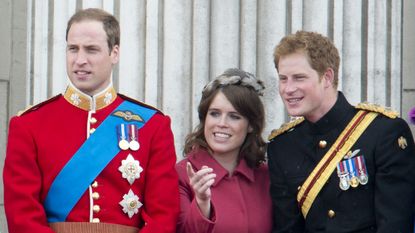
xmin=1 ymin=0 xmax=415 ymax=232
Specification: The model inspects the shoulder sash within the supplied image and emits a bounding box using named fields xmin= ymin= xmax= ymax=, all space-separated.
xmin=44 ymin=100 xmax=157 ymax=222
xmin=297 ymin=110 xmax=378 ymax=218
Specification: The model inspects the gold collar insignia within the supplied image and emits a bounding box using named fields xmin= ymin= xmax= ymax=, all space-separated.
xmin=63 ymin=84 xmax=117 ymax=111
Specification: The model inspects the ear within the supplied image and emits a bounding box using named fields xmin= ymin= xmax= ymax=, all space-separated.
xmin=248 ymin=125 xmax=254 ymax=133
xmin=110 ymin=45 xmax=120 ymax=64
xmin=322 ymin=68 xmax=335 ymax=88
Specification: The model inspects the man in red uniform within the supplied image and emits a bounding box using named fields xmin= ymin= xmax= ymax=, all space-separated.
xmin=3 ymin=8 xmax=179 ymax=233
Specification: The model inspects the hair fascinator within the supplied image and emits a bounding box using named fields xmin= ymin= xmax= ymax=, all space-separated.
xmin=203 ymin=68 xmax=265 ymax=96
xmin=409 ymin=107 xmax=415 ymax=125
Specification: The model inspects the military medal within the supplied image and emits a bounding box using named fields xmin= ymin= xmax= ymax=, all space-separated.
xmin=129 ymin=124 xmax=140 ymax=151
xmin=119 ymin=189 xmax=142 ymax=218
xmin=339 ymin=174 xmax=350 ymax=191
xmin=119 ymin=154 xmax=143 ymax=185
xmin=119 ymin=140 xmax=129 ymax=151
xmin=129 ymin=140 xmax=140 ymax=151
xmin=117 ymin=124 xmax=129 ymax=150
xmin=356 ymin=155 xmax=369 ymax=185
xmin=350 ymin=176 xmax=359 ymax=188
xmin=346 ymin=157 xmax=359 ymax=188
xmin=338 ymin=149 xmax=369 ymax=190
xmin=337 ymin=162 xmax=350 ymax=190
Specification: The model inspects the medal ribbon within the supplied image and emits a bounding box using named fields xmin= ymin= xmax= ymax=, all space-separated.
xmin=44 ymin=100 xmax=156 ymax=222
xmin=297 ymin=110 xmax=378 ymax=218
xmin=347 ymin=158 xmax=356 ymax=178
xmin=129 ymin=124 xmax=137 ymax=141
xmin=356 ymin=156 xmax=367 ymax=175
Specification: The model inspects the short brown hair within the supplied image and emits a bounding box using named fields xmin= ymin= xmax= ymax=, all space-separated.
xmin=273 ymin=31 xmax=340 ymax=87
xmin=184 ymin=68 xmax=266 ymax=168
xmin=66 ymin=8 xmax=120 ymax=52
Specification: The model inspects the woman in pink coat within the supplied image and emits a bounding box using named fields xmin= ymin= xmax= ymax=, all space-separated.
xmin=176 ymin=68 xmax=272 ymax=233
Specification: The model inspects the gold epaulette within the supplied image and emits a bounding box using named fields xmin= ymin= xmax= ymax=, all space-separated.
xmin=355 ymin=102 xmax=399 ymax=119
xmin=268 ymin=117 xmax=305 ymax=141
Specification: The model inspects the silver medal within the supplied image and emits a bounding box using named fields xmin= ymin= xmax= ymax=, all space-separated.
xmin=339 ymin=173 xmax=350 ymax=191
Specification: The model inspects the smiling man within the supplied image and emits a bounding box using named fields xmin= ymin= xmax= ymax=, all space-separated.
xmin=3 ymin=8 xmax=179 ymax=233
xmin=267 ymin=31 xmax=415 ymax=233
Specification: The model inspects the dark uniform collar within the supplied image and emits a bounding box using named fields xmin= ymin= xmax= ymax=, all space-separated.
xmin=63 ymin=82 xmax=117 ymax=111
xmin=306 ymin=91 xmax=354 ymax=134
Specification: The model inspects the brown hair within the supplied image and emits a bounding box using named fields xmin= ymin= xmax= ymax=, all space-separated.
xmin=183 ymin=68 xmax=266 ymax=168
xmin=273 ymin=30 xmax=340 ymax=87
xmin=66 ymin=8 xmax=120 ymax=53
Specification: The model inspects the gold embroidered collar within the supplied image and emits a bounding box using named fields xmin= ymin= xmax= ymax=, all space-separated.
xmin=63 ymin=84 xmax=117 ymax=111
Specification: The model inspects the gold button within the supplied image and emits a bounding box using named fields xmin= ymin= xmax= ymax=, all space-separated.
xmin=319 ymin=140 xmax=327 ymax=148
xmin=90 ymin=128 xmax=96 ymax=134
xmin=93 ymin=205 xmax=100 ymax=213
xmin=92 ymin=192 xmax=100 ymax=200
xmin=91 ymin=181 xmax=98 ymax=188
xmin=90 ymin=117 xmax=97 ymax=124
xmin=92 ymin=218 xmax=100 ymax=223
xmin=328 ymin=209 xmax=335 ymax=218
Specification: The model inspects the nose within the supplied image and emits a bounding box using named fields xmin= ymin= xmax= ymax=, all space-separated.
xmin=75 ymin=50 xmax=87 ymax=65
xmin=217 ymin=115 xmax=228 ymax=127
xmin=282 ymin=79 xmax=297 ymax=94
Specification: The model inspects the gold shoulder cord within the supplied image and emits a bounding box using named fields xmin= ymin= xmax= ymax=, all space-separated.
xmin=268 ymin=117 xmax=304 ymax=141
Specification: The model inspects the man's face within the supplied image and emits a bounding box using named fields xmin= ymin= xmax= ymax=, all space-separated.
xmin=66 ymin=20 xmax=119 ymax=96
xmin=278 ymin=52 xmax=332 ymax=123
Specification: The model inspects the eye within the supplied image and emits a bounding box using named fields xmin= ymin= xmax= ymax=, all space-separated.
xmin=278 ymin=76 xmax=287 ymax=82
xmin=229 ymin=113 xmax=242 ymax=120
xmin=67 ymin=46 xmax=78 ymax=52
xmin=208 ymin=110 xmax=220 ymax=117
xmin=295 ymin=75 xmax=306 ymax=81
xmin=87 ymin=47 xmax=100 ymax=53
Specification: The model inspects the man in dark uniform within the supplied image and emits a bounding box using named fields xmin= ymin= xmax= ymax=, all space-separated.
xmin=3 ymin=8 xmax=179 ymax=233
xmin=268 ymin=30 xmax=415 ymax=233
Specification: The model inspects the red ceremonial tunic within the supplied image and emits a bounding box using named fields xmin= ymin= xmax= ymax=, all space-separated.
xmin=3 ymin=84 xmax=179 ymax=233
xmin=176 ymin=149 xmax=272 ymax=233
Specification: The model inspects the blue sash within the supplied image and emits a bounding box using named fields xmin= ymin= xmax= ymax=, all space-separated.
xmin=44 ymin=100 xmax=156 ymax=222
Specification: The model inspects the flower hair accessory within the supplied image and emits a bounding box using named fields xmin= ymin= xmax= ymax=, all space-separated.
xmin=203 ymin=68 xmax=265 ymax=96
xmin=409 ymin=107 xmax=415 ymax=125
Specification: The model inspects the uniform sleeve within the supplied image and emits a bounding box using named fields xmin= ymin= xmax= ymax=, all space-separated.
xmin=175 ymin=161 xmax=216 ymax=233
xmin=268 ymin=141 xmax=305 ymax=233
xmin=3 ymin=117 xmax=55 ymax=233
xmin=139 ymin=115 xmax=180 ymax=233
xmin=373 ymin=117 xmax=415 ymax=233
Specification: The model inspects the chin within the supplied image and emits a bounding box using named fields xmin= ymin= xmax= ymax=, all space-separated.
xmin=286 ymin=109 xmax=301 ymax=117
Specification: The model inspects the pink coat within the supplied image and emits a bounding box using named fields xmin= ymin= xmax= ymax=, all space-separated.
xmin=176 ymin=149 xmax=272 ymax=233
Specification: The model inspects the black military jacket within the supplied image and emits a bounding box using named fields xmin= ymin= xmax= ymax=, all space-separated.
xmin=268 ymin=92 xmax=415 ymax=233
